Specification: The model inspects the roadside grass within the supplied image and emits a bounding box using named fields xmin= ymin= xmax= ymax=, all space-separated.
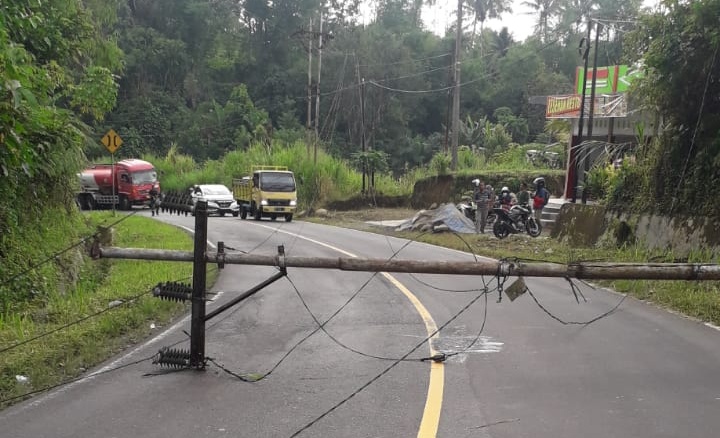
xmin=304 ymin=210 xmax=720 ymax=327
xmin=0 ymin=212 xmax=210 ymax=409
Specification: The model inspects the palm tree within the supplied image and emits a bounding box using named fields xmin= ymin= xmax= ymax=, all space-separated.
xmin=468 ymin=0 xmax=512 ymax=53
xmin=493 ymin=26 xmax=514 ymax=57
xmin=558 ymin=0 xmax=598 ymax=34
xmin=521 ymin=0 xmax=560 ymax=41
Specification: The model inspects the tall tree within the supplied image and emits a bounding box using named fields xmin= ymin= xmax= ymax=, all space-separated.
xmin=468 ymin=0 xmax=512 ymax=54
xmin=521 ymin=0 xmax=560 ymax=41
xmin=624 ymin=0 xmax=720 ymax=216
xmin=557 ymin=0 xmax=597 ymax=34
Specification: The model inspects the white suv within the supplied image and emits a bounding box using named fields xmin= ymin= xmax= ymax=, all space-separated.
xmin=189 ymin=184 xmax=239 ymax=217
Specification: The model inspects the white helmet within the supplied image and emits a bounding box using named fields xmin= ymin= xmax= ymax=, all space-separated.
xmin=471 ymin=178 xmax=481 ymax=187
xmin=533 ymin=177 xmax=545 ymax=186
xmin=501 ymin=186 xmax=509 ymax=193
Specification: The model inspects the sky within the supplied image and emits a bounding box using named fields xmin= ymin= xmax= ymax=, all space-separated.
xmin=421 ymin=0 xmax=540 ymax=41
xmin=361 ymin=1 xmax=661 ymax=43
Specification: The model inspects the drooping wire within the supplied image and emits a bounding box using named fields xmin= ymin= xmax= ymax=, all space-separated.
xmin=1 ymin=210 xmax=139 ymax=287
xmin=208 ymin=234 xmax=428 ymax=380
xmin=0 ymin=271 xmax=194 ymax=355
xmin=670 ymin=40 xmax=720 ymax=214
xmin=0 ymin=352 xmax=158 ymax=405
xmin=287 ymin=285 xmax=492 ymax=438
xmin=526 ymin=285 xmax=627 ymax=325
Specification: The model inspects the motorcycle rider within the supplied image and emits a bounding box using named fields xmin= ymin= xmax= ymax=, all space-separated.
xmin=499 ymin=186 xmax=513 ymax=211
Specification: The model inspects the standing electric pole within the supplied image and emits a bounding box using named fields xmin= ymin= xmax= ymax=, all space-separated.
xmin=582 ymin=21 xmax=602 ymax=204
xmin=293 ymin=13 xmax=332 ymax=161
xmin=572 ymin=19 xmax=593 ymax=203
xmin=306 ymin=19 xmax=314 ymax=157
xmin=450 ymin=0 xmax=462 ymax=171
xmin=314 ymin=12 xmax=324 ymax=164
xmin=356 ymin=60 xmax=367 ymax=194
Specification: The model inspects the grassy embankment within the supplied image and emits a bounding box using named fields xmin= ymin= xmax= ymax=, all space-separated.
xmin=0 ymin=212 xmax=209 ymax=408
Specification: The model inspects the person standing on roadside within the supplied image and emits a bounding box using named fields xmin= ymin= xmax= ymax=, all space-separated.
xmin=532 ymin=177 xmax=550 ymax=224
xmin=474 ymin=180 xmax=491 ymax=233
xmin=517 ymin=182 xmax=530 ymax=206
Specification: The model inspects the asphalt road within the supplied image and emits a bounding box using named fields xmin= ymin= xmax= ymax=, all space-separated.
xmin=2 ymin=212 xmax=720 ymax=438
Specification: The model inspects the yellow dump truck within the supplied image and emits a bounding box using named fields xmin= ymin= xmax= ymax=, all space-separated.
xmin=232 ymin=166 xmax=297 ymax=222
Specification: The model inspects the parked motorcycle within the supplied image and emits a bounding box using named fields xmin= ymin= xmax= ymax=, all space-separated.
xmin=456 ymin=196 xmax=476 ymax=222
xmin=492 ymin=204 xmax=541 ymax=239
xmin=456 ymin=198 xmax=498 ymax=228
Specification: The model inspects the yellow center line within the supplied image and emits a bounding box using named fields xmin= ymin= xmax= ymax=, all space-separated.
xmin=252 ymin=223 xmax=444 ymax=437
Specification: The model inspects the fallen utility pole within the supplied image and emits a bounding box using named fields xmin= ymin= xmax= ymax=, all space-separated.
xmin=98 ymin=247 xmax=720 ymax=281
xmin=97 ymin=202 xmax=720 ymax=370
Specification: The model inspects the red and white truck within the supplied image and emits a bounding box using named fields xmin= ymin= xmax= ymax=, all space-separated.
xmin=77 ymin=159 xmax=160 ymax=210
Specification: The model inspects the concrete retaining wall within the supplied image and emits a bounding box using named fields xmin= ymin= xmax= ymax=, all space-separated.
xmin=551 ymin=203 xmax=720 ymax=255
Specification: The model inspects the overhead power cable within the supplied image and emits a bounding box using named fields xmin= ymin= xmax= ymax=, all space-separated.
xmin=358 ymin=52 xmax=452 ymax=67
xmin=365 ymin=30 xmax=576 ymax=95
xmin=0 ymin=352 xmax=158 ymax=406
xmin=287 ymin=284 xmax=492 ymax=437
xmin=1 ymin=211 xmax=138 ymax=288
xmin=0 ymin=271 xmax=194 ymax=355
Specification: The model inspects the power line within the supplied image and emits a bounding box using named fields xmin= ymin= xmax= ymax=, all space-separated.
xmin=1 ymin=211 xmax=138 ymax=288
xmin=0 ymin=353 xmax=157 ymax=405
xmin=670 ymin=40 xmax=719 ymax=214
xmin=358 ymin=52 xmax=452 ymax=67
xmin=287 ymin=284 xmax=491 ymax=437
xmin=0 ymin=272 xmax=193 ymax=355
xmin=366 ymin=31 xmax=576 ymax=95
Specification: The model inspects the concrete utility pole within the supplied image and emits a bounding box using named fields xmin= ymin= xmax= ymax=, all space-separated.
xmin=450 ymin=0 xmax=462 ymax=171
xmin=572 ymin=20 xmax=593 ymax=203
xmin=306 ymin=18 xmax=313 ymax=157
xmin=582 ymin=21 xmax=602 ymax=205
xmin=356 ymin=61 xmax=367 ymax=194
xmin=100 ymin=247 xmax=720 ymax=281
xmin=314 ymin=12 xmax=324 ymax=164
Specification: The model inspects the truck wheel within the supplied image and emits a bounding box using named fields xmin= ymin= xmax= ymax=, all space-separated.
xmin=285 ymin=214 xmax=293 ymax=223
xmin=119 ymin=195 xmax=131 ymax=211
xmin=240 ymin=207 xmax=247 ymax=219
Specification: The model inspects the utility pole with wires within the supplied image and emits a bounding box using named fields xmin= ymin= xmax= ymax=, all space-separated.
xmin=571 ymin=19 xmax=593 ymax=203
xmin=582 ymin=21 xmax=602 ymax=205
xmin=306 ymin=19 xmax=313 ymax=157
xmin=450 ymin=0 xmax=462 ymax=171
xmin=291 ymin=14 xmax=333 ymax=162
xmin=314 ymin=12 xmax=324 ymax=164
xmin=356 ymin=61 xmax=367 ymax=194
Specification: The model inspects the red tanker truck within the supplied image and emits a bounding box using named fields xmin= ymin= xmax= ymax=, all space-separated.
xmin=77 ymin=159 xmax=160 ymax=210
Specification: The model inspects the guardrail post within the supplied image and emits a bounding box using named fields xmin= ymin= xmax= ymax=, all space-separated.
xmin=190 ymin=200 xmax=208 ymax=368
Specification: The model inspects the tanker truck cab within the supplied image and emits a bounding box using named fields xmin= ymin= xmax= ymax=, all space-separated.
xmin=77 ymin=159 xmax=160 ymax=210
xmin=233 ymin=166 xmax=297 ymax=222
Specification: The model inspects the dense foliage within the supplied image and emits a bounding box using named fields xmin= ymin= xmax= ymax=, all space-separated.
xmin=89 ymin=0 xmax=636 ymax=172
xmin=0 ymin=0 xmax=121 ymax=312
xmin=604 ymin=0 xmax=720 ymax=216
xmin=5 ymin=0 xmax=719 ymax=311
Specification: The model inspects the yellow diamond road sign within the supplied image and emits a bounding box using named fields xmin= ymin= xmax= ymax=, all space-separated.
xmin=101 ymin=129 xmax=123 ymax=154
